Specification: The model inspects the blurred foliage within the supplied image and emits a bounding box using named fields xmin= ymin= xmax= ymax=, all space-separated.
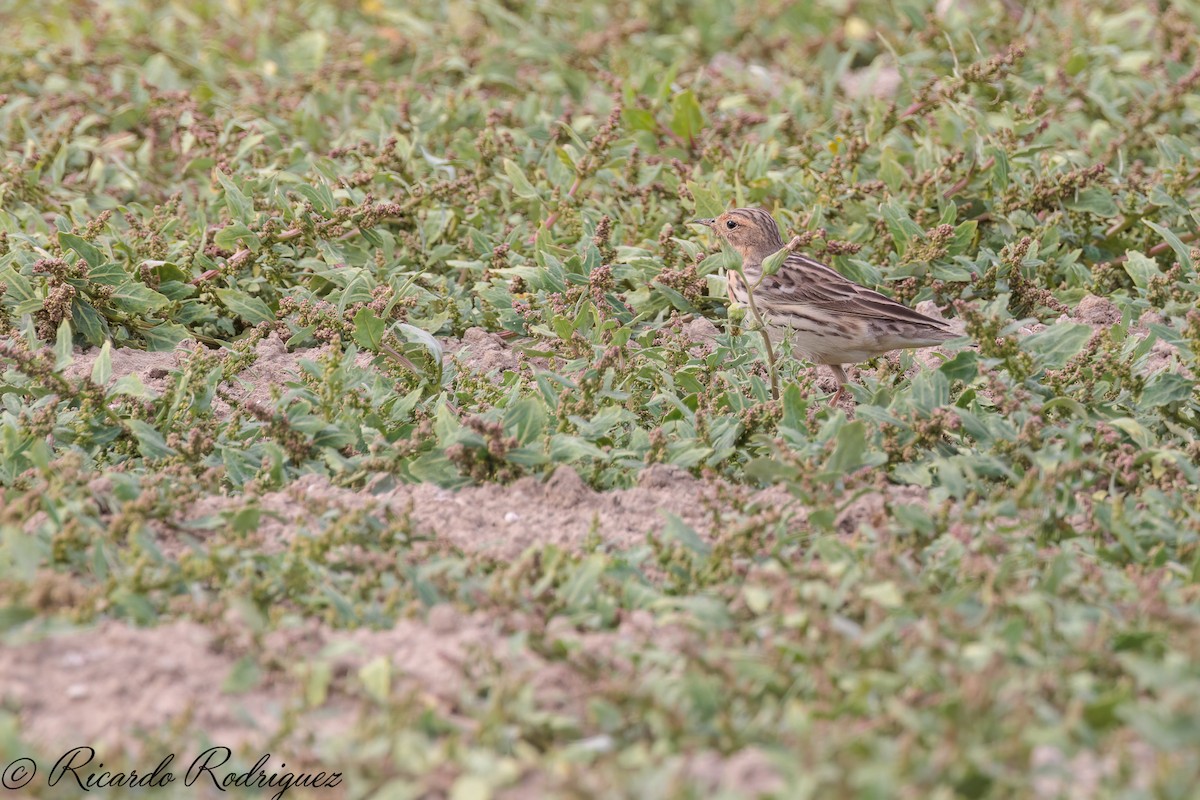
xmin=2 ymin=0 xmax=1200 ymax=796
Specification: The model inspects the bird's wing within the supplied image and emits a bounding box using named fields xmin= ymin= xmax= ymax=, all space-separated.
xmin=753 ymin=252 xmax=953 ymax=332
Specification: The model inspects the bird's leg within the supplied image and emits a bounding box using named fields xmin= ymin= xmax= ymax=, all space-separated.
xmin=827 ymin=364 xmax=849 ymax=406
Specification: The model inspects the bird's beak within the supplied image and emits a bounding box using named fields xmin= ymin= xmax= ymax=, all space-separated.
xmin=691 ymin=218 xmax=715 ymax=228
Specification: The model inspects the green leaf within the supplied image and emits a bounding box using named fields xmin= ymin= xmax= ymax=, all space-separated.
xmin=503 ymin=158 xmax=541 ymax=200
xmin=91 ymin=341 xmax=112 ymax=384
xmin=352 ymin=307 xmax=386 ymax=350
xmin=622 ymin=107 xmax=658 ymax=132
xmin=127 ymin=420 xmax=176 ymax=459
xmin=215 ymin=169 xmax=252 ymax=221
xmin=825 ymin=420 xmax=874 ymax=474
xmin=87 ymin=263 xmax=130 ymax=286
xmin=71 ymin=297 xmax=109 ymax=345
xmin=110 ymin=281 xmax=170 ymax=313
xmin=939 ymin=350 xmax=978 ymax=382
xmin=861 ymin=581 xmax=903 ymax=609
xmin=669 ymin=89 xmax=704 ymax=143
xmin=58 ymin=232 xmax=104 ymax=268
xmin=661 ymin=513 xmax=711 ymax=558
xmin=910 ymin=368 xmax=950 ymax=412
xmin=358 ymin=656 xmax=391 ymax=703
xmin=985 ymin=151 xmax=1010 ymax=197
xmin=1066 ymin=188 xmax=1119 ymax=217
xmin=228 ymin=506 xmax=261 ymax=535
xmin=338 ymin=269 xmax=375 ymax=312
xmin=1143 ymin=220 xmax=1194 ymax=271
xmin=284 ymin=30 xmax=328 ymax=72
xmin=561 ymin=554 xmax=605 ymax=609
xmin=881 ymin=202 xmax=924 ymax=258
xmin=949 ymin=220 xmax=978 ymax=255
xmin=213 ymin=223 xmax=262 ymax=252
xmin=686 ymin=181 xmax=725 ymax=219
xmin=1141 ymin=371 xmax=1193 ymax=406
xmin=396 ymin=322 xmax=443 ymax=364
xmin=0 ymin=266 xmax=35 ymax=305
xmin=760 ymin=241 xmax=790 ymax=276
xmin=879 ymin=149 xmax=906 ymax=192
xmin=55 ymin=319 xmax=73 ymax=368
xmin=142 ymin=322 xmax=190 ymax=351
xmin=222 ymin=655 xmax=262 ymax=693
xmin=110 ymin=373 xmax=154 ymax=399
xmin=504 ymin=397 xmax=546 ymax=445
xmin=215 ymin=288 xmax=274 ymax=324
xmin=1122 ymin=251 xmax=1159 ymax=289
xmin=549 ymin=433 xmax=605 ymax=462
xmin=1024 ymin=322 xmax=1093 ymax=368
xmin=781 ymin=383 xmax=807 ymax=431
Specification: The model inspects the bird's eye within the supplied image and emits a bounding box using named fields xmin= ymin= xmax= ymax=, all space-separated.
xmin=725 ymin=220 xmax=738 ymax=230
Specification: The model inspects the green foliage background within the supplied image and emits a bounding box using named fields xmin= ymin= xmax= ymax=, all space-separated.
xmin=2 ymin=0 xmax=1200 ymax=796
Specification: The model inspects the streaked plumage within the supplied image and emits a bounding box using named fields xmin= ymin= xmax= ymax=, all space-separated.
xmin=692 ymin=207 xmax=957 ymax=403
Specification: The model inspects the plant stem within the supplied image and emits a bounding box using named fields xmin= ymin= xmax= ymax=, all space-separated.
xmin=738 ymin=269 xmax=780 ymax=401
xmin=532 ymin=173 xmax=585 ymax=242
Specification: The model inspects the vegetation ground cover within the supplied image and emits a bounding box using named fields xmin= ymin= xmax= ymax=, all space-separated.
xmin=2 ymin=0 xmax=1199 ymax=797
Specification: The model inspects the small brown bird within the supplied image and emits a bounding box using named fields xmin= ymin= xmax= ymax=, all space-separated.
xmin=693 ymin=207 xmax=957 ymax=404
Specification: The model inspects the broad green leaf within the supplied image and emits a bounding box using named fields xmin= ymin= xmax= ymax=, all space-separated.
xmin=222 ymin=656 xmax=262 ymax=693
xmin=55 ymin=319 xmax=73 ymax=368
xmin=879 ymin=149 xmax=906 ymax=192
xmin=396 ymin=322 xmax=443 ymax=363
xmin=1143 ymin=220 xmax=1193 ymax=271
xmin=215 ymin=169 xmax=252 ymax=221
xmin=358 ymin=656 xmax=391 ymax=703
xmin=1141 ymin=371 xmax=1192 ymax=406
xmin=58 ymin=232 xmax=104 ymax=268
xmin=661 ymin=513 xmax=711 ymax=558
xmin=549 ymin=434 xmax=605 ymax=461
xmin=503 ymin=158 xmax=540 ymax=200
xmin=128 ymin=420 xmax=176 ymax=459
xmin=213 ymin=223 xmax=262 ymax=252
xmin=940 ymin=349 xmax=978 ymax=382
xmin=781 ymin=382 xmax=807 ymax=432
xmin=1122 ymin=251 xmax=1159 ymax=288
xmin=110 ymin=373 xmax=154 ymax=399
xmin=881 ymin=202 xmax=923 ymax=258
xmin=686 ymin=181 xmax=725 ymax=219
xmin=90 ymin=341 xmax=112 ymax=384
xmin=87 ymin=263 xmax=129 ymax=286
xmin=622 ymin=107 xmax=658 ymax=132
xmin=284 ymin=30 xmax=328 ymax=72
xmin=669 ymin=89 xmax=704 ymax=143
xmin=1066 ymin=188 xmax=1119 ymax=217
xmin=910 ymin=368 xmax=950 ymax=412
xmin=142 ymin=322 xmax=190 ymax=351
xmin=215 ymin=288 xmax=274 ymax=324
xmin=1023 ymin=322 xmax=1092 ymax=368
xmin=352 ymin=307 xmax=385 ymax=350
xmin=110 ymin=281 xmax=170 ymax=313
xmin=338 ymin=269 xmax=375 ymax=312
xmin=504 ymin=397 xmax=546 ymax=445
xmin=71 ymin=297 xmax=109 ymax=345
xmin=0 ymin=266 xmax=35 ymax=304
xmin=825 ymin=420 xmax=873 ymax=474
xmin=949 ymin=220 xmax=978 ymax=255
xmin=561 ymin=554 xmax=605 ymax=608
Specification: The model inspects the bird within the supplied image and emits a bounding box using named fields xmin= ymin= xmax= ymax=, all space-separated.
xmin=692 ymin=207 xmax=958 ymax=405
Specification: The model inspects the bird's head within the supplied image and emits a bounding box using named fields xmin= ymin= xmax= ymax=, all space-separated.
xmin=691 ymin=207 xmax=786 ymax=264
